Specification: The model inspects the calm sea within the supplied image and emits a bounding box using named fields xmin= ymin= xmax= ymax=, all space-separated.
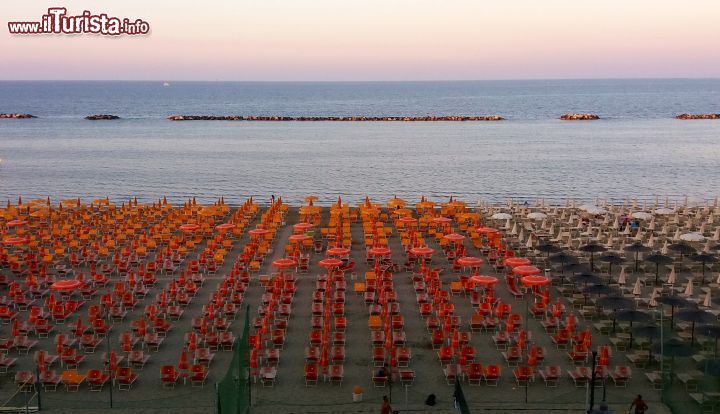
xmin=0 ymin=79 xmax=718 ymax=205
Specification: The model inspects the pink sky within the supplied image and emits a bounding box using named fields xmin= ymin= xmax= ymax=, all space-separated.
xmin=2 ymin=0 xmax=719 ymax=80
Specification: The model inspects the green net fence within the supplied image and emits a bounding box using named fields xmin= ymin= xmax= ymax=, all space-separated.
xmin=217 ymin=305 xmax=251 ymax=414
xmin=661 ymin=356 xmax=720 ymax=414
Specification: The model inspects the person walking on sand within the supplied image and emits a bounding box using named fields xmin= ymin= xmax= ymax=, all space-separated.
xmin=628 ymin=394 xmax=648 ymax=414
xmin=380 ymin=395 xmax=392 ymax=414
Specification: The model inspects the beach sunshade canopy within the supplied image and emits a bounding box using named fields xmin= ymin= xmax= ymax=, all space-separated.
xmin=327 ymin=247 xmax=350 ymax=256
xmin=631 ymin=212 xmax=653 ymax=220
xmin=698 ymin=325 xmax=720 ymax=339
xmin=368 ymin=247 xmax=391 ymax=256
xmin=697 ymin=359 xmax=720 ymax=377
xmin=549 ymin=253 xmax=578 ymax=264
xmin=490 ymin=213 xmax=512 ymax=220
xmin=654 ymin=208 xmax=674 ymax=215
xmin=645 ymin=253 xmax=674 ymax=265
xmin=5 ymin=219 xmax=28 ymax=227
xmin=573 ymin=272 xmax=603 ymax=285
xmin=504 ymin=257 xmax=531 ymax=267
xmin=598 ymin=295 xmax=635 ymax=310
xmin=526 ymin=212 xmax=547 ymax=220
xmin=397 ymin=217 xmax=417 ymax=224
xmin=676 ymin=309 xmax=715 ymax=324
xmin=456 ymin=256 xmax=483 ymax=267
xmin=318 ymin=258 xmax=343 ymax=268
xmin=615 ymin=309 xmax=652 ymax=323
xmin=583 ymin=284 xmax=616 ymax=295
xmin=692 ymin=253 xmax=717 ymax=264
xmin=179 ymin=224 xmax=200 ymax=232
xmin=443 ymin=233 xmax=465 ymax=242
xmin=470 ymin=275 xmax=499 ymax=286
xmin=215 ymin=223 xmax=235 ymax=232
xmin=634 ymin=325 xmax=662 ymax=339
xmin=410 ymin=247 xmax=434 ymax=256
xmin=248 ymin=228 xmax=270 ymax=237
xmin=474 ymin=226 xmax=500 ymax=235
xmin=668 ymin=243 xmax=697 ymax=255
xmin=657 ymin=295 xmax=690 ymax=308
xmin=51 ymin=279 xmax=82 ymax=291
xmin=293 ymin=222 xmax=315 ymax=232
xmin=432 ymin=216 xmax=453 ymax=224
xmin=272 ymin=258 xmax=297 ymax=269
xmin=512 ymin=265 xmax=541 ymax=276
xmin=2 ymin=236 xmax=28 ymax=246
xmin=625 ymin=243 xmax=652 ymax=253
xmin=599 ymin=253 xmax=624 ymax=265
xmin=288 ymin=234 xmax=312 ymax=243
xmin=680 ymin=232 xmax=705 ymax=242
xmin=536 ymin=243 xmax=562 ymax=253
xmin=579 ymin=243 xmax=607 ymax=253
xmin=653 ymin=338 xmax=695 ymax=357
xmin=521 ymin=275 xmax=550 ymax=286
xmin=563 ymin=262 xmax=591 ymax=273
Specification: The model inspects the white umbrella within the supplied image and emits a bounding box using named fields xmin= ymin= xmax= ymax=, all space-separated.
xmin=623 ymin=223 xmax=631 ymax=235
xmin=716 ymin=272 xmax=720 ymax=284
xmin=667 ymin=267 xmax=676 ymax=285
xmin=703 ymin=290 xmax=712 ymax=308
xmin=632 ymin=278 xmax=643 ymax=296
xmin=526 ymin=235 xmax=534 ymax=248
xmin=518 ymin=229 xmax=525 ymax=243
xmin=649 ymin=288 xmax=658 ymax=307
xmin=491 ymin=212 xmax=512 ymax=220
xmin=680 ymin=232 xmax=705 ymax=242
xmin=661 ymin=241 xmax=669 ymax=255
xmin=634 ymin=230 xmax=644 ymax=241
xmin=713 ymin=227 xmax=720 ymax=241
xmin=612 ymin=216 xmax=619 ymax=229
xmin=683 ymin=279 xmax=694 ymax=297
xmin=673 ymin=228 xmax=681 ymax=241
xmin=510 ymin=223 xmax=518 ymax=235
xmin=654 ymin=208 xmax=674 ymax=215
xmin=618 ymin=267 xmax=627 ymax=285
xmin=586 ymin=206 xmax=608 ymax=215
xmin=505 ymin=219 xmax=512 ymax=229
xmin=632 ymin=212 xmax=653 ymax=220
xmin=527 ymin=212 xmax=547 ymax=220
xmin=647 ymin=236 xmax=655 ymax=248
xmin=704 ymin=240 xmax=713 ymax=253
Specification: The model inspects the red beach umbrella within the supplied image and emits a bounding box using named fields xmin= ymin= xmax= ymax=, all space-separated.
xmin=469 ymin=275 xmax=499 ymax=286
xmin=272 ymin=258 xmax=297 ymax=269
xmin=443 ymin=233 xmax=465 ymax=242
xmin=410 ymin=246 xmax=434 ymax=256
xmin=368 ymin=247 xmax=391 ymax=257
xmin=214 ymin=223 xmax=235 ymax=232
xmin=50 ymin=279 xmax=82 ymax=291
xmin=457 ymin=256 xmax=483 ymax=267
xmin=293 ymin=222 xmax=314 ymax=232
xmin=326 ymin=247 xmax=350 ymax=256
xmin=5 ymin=219 xmax=28 ymax=227
xmin=504 ymin=257 xmax=531 ymax=268
xmin=513 ymin=265 xmax=542 ymax=276
xmin=179 ymin=224 xmax=200 ymax=232
xmin=475 ymin=226 xmax=500 ymax=235
xmin=288 ymin=234 xmax=311 ymax=243
xmin=521 ymin=275 xmax=550 ymax=286
xmin=319 ymin=258 xmax=343 ymax=269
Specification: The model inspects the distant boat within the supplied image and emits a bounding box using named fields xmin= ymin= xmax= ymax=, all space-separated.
xmin=163 ymin=82 xmax=171 ymax=87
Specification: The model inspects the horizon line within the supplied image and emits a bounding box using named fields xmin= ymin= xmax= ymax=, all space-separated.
xmin=2 ymin=76 xmax=720 ymax=83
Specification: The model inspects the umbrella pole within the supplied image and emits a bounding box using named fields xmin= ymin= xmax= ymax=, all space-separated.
xmin=635 ymin=252 xmax=639 ymax=273
xmin=691 ymin=322 xmax=695 ymax=346
xmin=655 ymin=263 xmax=660 ymax=286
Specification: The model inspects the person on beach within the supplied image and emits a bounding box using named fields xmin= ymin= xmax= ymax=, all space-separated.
xmin=628 ymin=394 xmax=648 ymax=414
xmin=380 ymin=395 xmax=392 ymax=414
xmin=270 ymin=194 xmax=275 ymax=204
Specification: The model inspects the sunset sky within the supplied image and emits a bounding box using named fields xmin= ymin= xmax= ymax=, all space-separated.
xmin=2 ymin=0 xmax=719 ymax=81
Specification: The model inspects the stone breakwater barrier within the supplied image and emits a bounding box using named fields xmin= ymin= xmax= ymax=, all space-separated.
xmin=675 ymin=113 xmax=720 ymax=120
xmin=559 ymin=113 xmax=600 ymax=120
xmin=0 ymin=113 xmax=36 ymax=119
xmin=85 ymin=114 xmax=121 ymax=120
xmin=167 ymin=115 xmax=505 ymax=121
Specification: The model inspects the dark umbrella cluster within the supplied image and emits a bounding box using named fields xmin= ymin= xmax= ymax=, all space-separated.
xmin=625 ymin=242 xmax=651 ymax=272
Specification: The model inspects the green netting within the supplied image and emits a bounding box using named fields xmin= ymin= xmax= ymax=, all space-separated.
xmin=661 ymin=357 xmax=720 ymax=414
xmin=218 ymin=306 xmax=251 ymax=414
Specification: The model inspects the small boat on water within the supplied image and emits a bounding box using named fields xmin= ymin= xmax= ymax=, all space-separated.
xmin=163 ymin=82 xmax=171 ymax=87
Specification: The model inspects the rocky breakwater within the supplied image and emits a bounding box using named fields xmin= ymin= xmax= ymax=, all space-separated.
xmin=559 ymin=113 xmax=599 ymax=120
xmin=167 ymin=115 xmax=505 ymax=121
xmin=0 ymin=113 xmax=36 ymax=119
xmin=85 ymin=114 xmax=120 ymax=120
xmin=675 ymin=113 xmax=720 ymax=120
